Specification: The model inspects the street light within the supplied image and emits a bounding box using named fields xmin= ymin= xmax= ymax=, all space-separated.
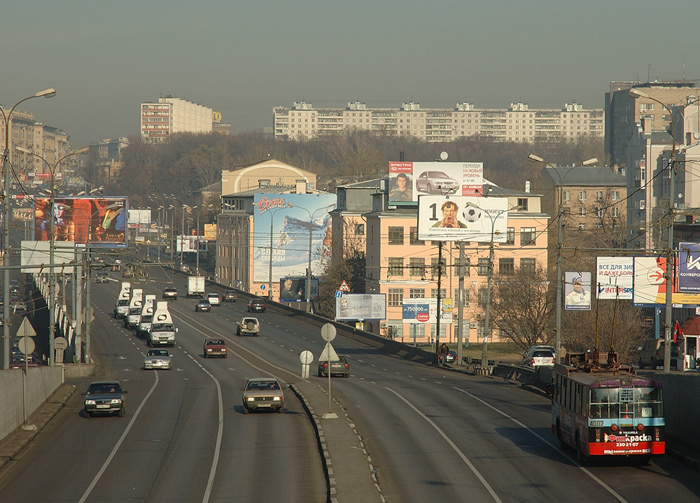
xmin=628 ymin=88 xmax=700 ymax=373
xmin=288 ymin=203 xmax=326 ymax=313
xmin=527 ymin=154 xmax=598 ymax=362
xmin=16 ymin=145 xmax=88 ymax=366
xmin=1 ymin=87 xmax=55 ymax=370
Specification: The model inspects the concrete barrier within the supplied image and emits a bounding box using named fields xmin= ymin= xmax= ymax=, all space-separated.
xmin=0 ymin=366 xmax=64 ymax=441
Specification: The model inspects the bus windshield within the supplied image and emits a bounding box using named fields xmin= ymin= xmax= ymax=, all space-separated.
xmin=589 ymin=386 xmax=663 ymax=419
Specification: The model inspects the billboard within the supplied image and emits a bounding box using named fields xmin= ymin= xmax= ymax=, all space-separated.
xmin=677 ymin=242 xmax=700 ymax=292
xmin=596 ymin=257 xmax=633 ymax=300
xmin=204 ymin=224 xmax=217 ymax=241
xmin=335 ymin=293 xmax=386 ymax=320
xmin=34 ymin=197 xmax=128 ymax=248
xmin=565 ymin=272 xmax=591 ymax=310
xmin=128 ymin=209 xmax=151 ymax=228
xmin=417 ymin=195 xmax=509 ymax=242
xmin=252 ymin=193 xmax=337 ymax=283
xmin=389 ymin=161 xmax=483 ymax=204
xmin=20 ymin=240 xmax=76 ymax=273
xmin=279 ymin=277 xmax=319 ymax=302
xmin=633 ymin=256 xmax=700 ymax=307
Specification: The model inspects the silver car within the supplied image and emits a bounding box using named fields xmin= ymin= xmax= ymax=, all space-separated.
xmin=415 ymin=171 xmax=459 ymax=195
xmin=144 ymin=349 xmax=172 ymax=370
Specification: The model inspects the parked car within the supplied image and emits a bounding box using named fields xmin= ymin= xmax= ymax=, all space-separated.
xmin=638 ymin=339 xmax=678 ymax=369
xmin=237 ymin=317 xmax=260 ymax=336
xmin=439 ymin=350 xmax=457 ymax=365
xmin=248 ymin=297 xmax=266 ymax=313
xmin=242 ymin=377 xmax=285 ymax=414
xmin=318 ymin=355 xmax=350 ymax=378
xmin=223 ymin=290 xmax=238 ymax=302
xmin=195 ymin=299 xmax=212 ymax=312
xmin=203 ymin=337 xmax=228 ymax=358
xmin=143 ymin=349 xmax=172 ymax=370
xmin=162 ymin=287 xmax=178 ymax=300
xmin=95 ymin=270 xmax=109 ymax=283
xmin=415 ymin=171 xmax=459 ymax=195
xmin=206 ymin=293 xmax=222 ymax=306
xmin=83 ymin=381 xmax=127 ymax=417
xmin=522 ymin=346 xmax=556 ymax=367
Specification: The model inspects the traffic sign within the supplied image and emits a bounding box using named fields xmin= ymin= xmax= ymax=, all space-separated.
xmin=339 ymin=280 xmax=350 ymax=292
xmin=18 ymin=336 xmax=35 ymax=356
xmin=299 ymin=350 xmax=314 ymax=365
xmin=335 ymin=290 xmax=343 ymax=298
xmin=319 ymin=342 xmax=339 ymax=362
xmin=54 ymin=337 xmax=68 ymax=351
xmin=321 ymin=323 xmax=336 ymax=342
xmin=16 ymin=318 xmax=37 ymax=337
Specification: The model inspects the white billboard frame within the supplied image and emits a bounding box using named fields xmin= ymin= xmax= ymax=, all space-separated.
xmin=388 ymin=161 xmax=484 ymax=203
xmin=596 ymin=257 xmax=633 ymax=300
xmin=21 ymin=240 xmax=76 ymax=273
xmin=417 ymin=195 xmax=509 ymax=243
xmin=335 ymin=293 xmax=386 ymax=320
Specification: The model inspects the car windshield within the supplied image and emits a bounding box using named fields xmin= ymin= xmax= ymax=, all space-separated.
xmin=247 ymin=380 xmax=279 ymax=391
xmin=88 ymin=383 xmax=121 ymax=394
xmin=533 ymin=350 xmax=554 ymax=358
xmin=141 ymin=315 xmax=153 ymax=322
xmin=207 ymin=339 xmax=225 ymax=345
xmin=430 ymin=172 xmax=450 ymax=179
xmin=118 ymin=300 xmax=129 ymax=306
xmin=148 ymin=350 xmax=168 ymax=356
xmin=152 ymin=323 xmax=174 ymax=331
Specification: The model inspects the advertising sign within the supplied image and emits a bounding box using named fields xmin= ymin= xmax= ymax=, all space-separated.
xmin=403 ymin=298 xmax=436 ymax=323
xmin=633 ymin=256 xmax=700 ymax=307
xmin=20 ymin=240 xmax=76 ymax=273
xmin=417 ymin=195 xmax=509 ymax=242
xmin=677 ymin=242 xmax=700 ymax=292
xmin=204 ymin=223 xmax=217 ymax=241
xmin=176 ymin=236 xmax=199 ymax=253
xmin=596 ymin=257 xmax=633 ymax=299
xmin=564 ymin=271 xmax=591 ymax=310
xmin=33 ymin=197 xmax=128 ymax=248
xmin=127 ymin=209 xmax=151 ymax=229
xmin=279 ymin=277 xmax=319 ymax=302
xmin=335 ymin=293 xmax=386 ymax=320
xmin=252 ymin=193 xmax=337 ymax=283
xmin=388 ymin=161 xmax=484 ymax=204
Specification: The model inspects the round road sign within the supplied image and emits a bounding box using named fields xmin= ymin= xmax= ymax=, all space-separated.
xmin=299 ymin=350 xmax=314 ymax=365
xmin=321 ymin=323 xmax=336 ymax=342
xmin=18 ymin=337 xmax=36 ymax=356
xmin=54 ymin=337 xmax=68 ymax=351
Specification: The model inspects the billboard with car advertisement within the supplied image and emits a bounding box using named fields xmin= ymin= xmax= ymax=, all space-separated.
xmin=33 ymin=197 xmax=128 ymax=248
xmin=388 ymin=161 xmax=483 ymax=204
xmin=417 ymin=195 xmax=509 ymax=242
xmin=252 ymin=193 xmax=337 ymax=283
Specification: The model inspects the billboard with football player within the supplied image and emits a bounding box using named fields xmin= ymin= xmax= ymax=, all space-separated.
xmin=417 ymin=195 xmax=509 ymax=242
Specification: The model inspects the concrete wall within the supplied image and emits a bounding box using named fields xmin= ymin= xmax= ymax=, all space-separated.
xmin=0 ymin=367 xmax=64 ymax=440
xmin=647 ymin=372 xmax=700 ymax=450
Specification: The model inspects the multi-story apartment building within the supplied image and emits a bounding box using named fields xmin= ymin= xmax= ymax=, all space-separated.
xmin=1 ymin=108 xmax=73 ymax=184
xmin=273 ymin=101 xmax=604 ymax=143
xmin=140 ymin=97 xmax=218 ymax=143
xmin=605 ymin=80 xmax=698 ymax=166
xmin=332 ymin=180 xmax=549 ymax=344
xmin=87 ymin=137 xmax=129 ymax=185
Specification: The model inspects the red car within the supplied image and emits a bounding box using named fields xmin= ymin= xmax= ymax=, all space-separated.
xmin=203 ymin=338 xmax=227 ymax=358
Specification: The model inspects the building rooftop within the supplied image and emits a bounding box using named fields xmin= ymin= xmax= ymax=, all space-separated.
xmin=543 ymin=166 xmax=626 ymax=187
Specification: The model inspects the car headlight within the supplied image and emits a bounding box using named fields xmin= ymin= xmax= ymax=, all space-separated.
xmin=111 ymin=399 xmax=122 ymax=404
xmin=207 ymin=348 xmax=212 ymax=352
xmin=245 ymin=397 xmax=255 ymax=402
xmin=85 ymin=400 xmax=96 ymax=405
xmin=273 ymin=397 xmax=281 ymax=401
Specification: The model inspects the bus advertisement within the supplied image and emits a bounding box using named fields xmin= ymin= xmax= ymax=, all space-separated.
xmin=551 ymin=351 xmax=665 ymax=462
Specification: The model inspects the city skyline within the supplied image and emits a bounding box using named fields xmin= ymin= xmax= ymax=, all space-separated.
xmin=2 ymin=0 xmax=699 ymax=149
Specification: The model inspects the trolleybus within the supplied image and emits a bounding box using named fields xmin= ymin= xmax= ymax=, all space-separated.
xmin=552 ymin=350 xmax=665 ymax=463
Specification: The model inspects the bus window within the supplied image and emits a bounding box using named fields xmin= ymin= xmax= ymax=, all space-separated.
xmin=635 ymin=386 xmax=663 ymax=418
xmin=589 ymin=388 xmax=619 ymax=419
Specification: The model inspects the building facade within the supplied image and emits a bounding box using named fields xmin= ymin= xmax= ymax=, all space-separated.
xmin=140 ymin=97 xmax=217 ymax=143
xmin=273 ymin=101 xmax=603 ymax=143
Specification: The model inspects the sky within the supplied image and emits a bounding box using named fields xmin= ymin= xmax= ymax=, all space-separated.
xmin=3 ymin=1 xmax=700 ymax=149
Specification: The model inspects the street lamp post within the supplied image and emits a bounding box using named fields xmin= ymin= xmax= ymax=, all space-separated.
xmin=628 ymin=89 xmax=700 ymax=373
xmin=288 ymin=203 xmax=325 ymax=313
xmin=527 ymin=154 xmax=598 ymax=361
xmin=16 ymin=146 xmax=88 ymax=366
xmin=1 ymin=87 xmax=55 ymax=369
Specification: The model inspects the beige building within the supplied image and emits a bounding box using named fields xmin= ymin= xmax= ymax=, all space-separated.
xmin=141 ymin=96 xmax=226 ymax=143
xmin=221 ymin=158 xmax=317 ymax=195
xmin=273 ymin=101 xmax=603 ymax=143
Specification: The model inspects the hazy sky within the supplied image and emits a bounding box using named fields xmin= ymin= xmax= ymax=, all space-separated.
xmin=3 ymin=1 xmax=699 ymax=148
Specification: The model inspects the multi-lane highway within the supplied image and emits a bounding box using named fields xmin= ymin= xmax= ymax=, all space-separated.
xmin=1 ymin=263 xmax=700 ymax=502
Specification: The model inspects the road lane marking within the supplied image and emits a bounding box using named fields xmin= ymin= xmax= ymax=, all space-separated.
xmin=452 ymin=387 xmax=629 ymax=503
xmin=385 ymin=386 xmax=502 ymax=503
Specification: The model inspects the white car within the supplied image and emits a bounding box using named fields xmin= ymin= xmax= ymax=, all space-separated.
xmin=144 ymin=349 xmax=172 ymax=370
xmin=522 ymin=346 xmax=556 ymax=367
xmin=207 ymin=293 xmax=222 ymax=306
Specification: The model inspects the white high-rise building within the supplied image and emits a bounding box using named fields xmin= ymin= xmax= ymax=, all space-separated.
xmin=140 ymin=97 xmax=214 ymax=143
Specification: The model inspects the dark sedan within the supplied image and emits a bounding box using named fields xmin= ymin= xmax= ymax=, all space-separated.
xmin=247 ymin=297 xmax=266 ymax=313
xmin=195 ymin=299 xmax=212 ymax=312
xmin=83 ymin=381 xmax=127 ymax=417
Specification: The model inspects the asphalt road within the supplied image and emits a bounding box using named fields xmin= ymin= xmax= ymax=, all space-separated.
xmin=3 ymin=261 xmax=700 ymax=502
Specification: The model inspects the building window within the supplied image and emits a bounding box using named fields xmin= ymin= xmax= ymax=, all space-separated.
xmin=388 ymin=288 xmax=403 ymax=307
xmin=478 ymin=258 xmax=489 ymax=276
xmin=517 ymin=198 xmax=528 ymax=211
xmin=454 ymin=257 xmax=470 ymax=277
xmin=520 ymin=258 xmax=536 ymax=273
xmin=478 ymin=287 xmax=488 ymax=307
xmin=354 ymin=223 xmax=365 ymax=235
xmin=595 ymin=191 xmax=603 ymax=201
xmin=611 ymin=191 xmax=620 ymax=201
xmin=579 ymin=191 xmax=587 ymax=201
xmin=563 ymin=190 xmax=570 ymax=202
xmin=579 ymin=223 xmax=586 ymax=231
xmin=409 ymin=258 xmax=425 ymax=277
xmin=499 ymin=258 xmax=515 ymax=275
xmin=431 ymin=258 xmax=446 ymax=278
xmin=611 ymin=207 xmax=620 ymax=218
xmin=455 ymin=288 xmax=470 ymax=304
xmin=409 ymin=288 xmax=425 ymax=298
xmin=595 ymin=207 xmax=604 ymax=218
xmin=579 ymin=207 xmax=587 ymax=216
xmin=388 ymin=226 xmax=404 ymax=245
xmin=520 ymin=227 xmax=536 ymax=246
xmin=506 ymin=227 xmax=515 ymax=245
xmin=388 ymin=258 xmax=404 ymax=276
xmin=409 ymin=227 xmax=424 ymax=245
xmin=562 ymin=207 xmax=571 ymax=215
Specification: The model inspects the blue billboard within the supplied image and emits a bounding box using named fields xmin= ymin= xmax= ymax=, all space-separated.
xmin=253 ymin=193 xmax=336 ymax=283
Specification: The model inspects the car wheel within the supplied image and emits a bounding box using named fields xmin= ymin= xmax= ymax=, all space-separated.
xmin=243 ymin=406 xmax=249 ymax=414
xmin=203 ymin=353 xmax=207 ymax=359
xmin=278 ymin=406 xmax=284 ymax=414
xmin=85 ymin=410 xmax=91 ymax=418
xmin=118 ymin=407 xmax=126 ymax=417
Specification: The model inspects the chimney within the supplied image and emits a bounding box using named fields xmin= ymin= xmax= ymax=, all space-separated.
xmin=641 ymin=117 xmax=652 ymax=133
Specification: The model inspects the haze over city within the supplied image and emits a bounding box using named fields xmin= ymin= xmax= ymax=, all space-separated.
xmin=3 ymin=0 xmax=699 ymax=148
